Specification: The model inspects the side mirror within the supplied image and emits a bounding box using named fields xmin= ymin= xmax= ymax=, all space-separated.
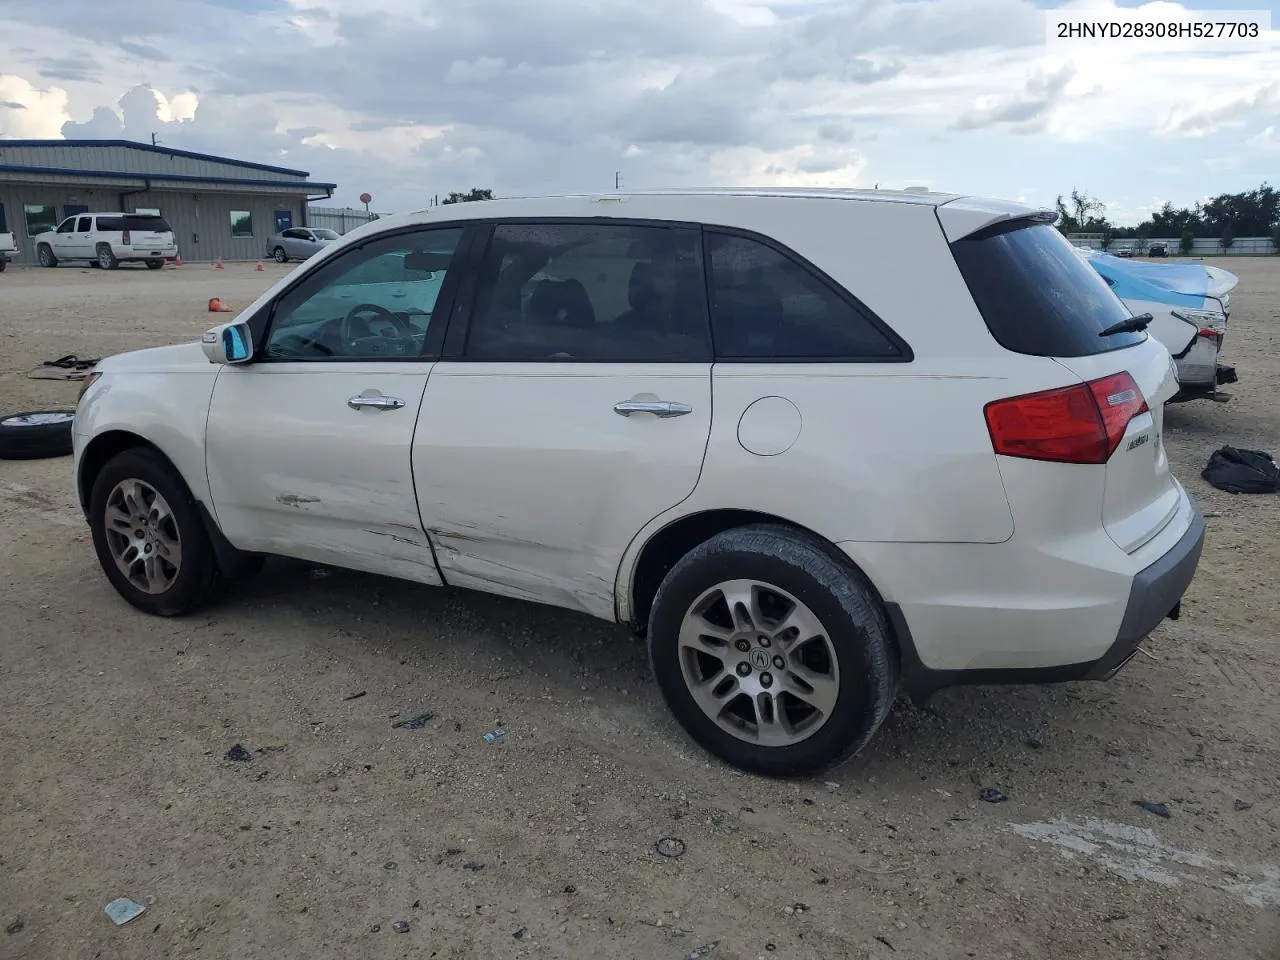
xmin=201 ymin=321 xmax=254 ymax=365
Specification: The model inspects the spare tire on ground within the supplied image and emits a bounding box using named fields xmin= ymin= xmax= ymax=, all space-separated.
xmin=0 ymin=410 xmax=76 ymax=460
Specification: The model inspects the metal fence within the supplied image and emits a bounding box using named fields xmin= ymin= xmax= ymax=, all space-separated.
xmin=1073 ymin=236 xmax=1278 ymax=256
xmin=308 ymin=206 xmax=385 ymax=234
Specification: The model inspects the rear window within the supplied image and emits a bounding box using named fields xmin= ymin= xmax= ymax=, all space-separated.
xmin=950 ymin=221 xmax=1146 ymax=357
xmin=96 ymin=215 xmax=173 ymax=233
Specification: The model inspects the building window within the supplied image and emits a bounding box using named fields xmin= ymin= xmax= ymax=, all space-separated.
xmin=24 ymin=204 xmax=59 ymax=237
xmin=230 ymin=210 xmax=253 ymax=238
xmin=135 ymin=208 xmax=161 ymax=216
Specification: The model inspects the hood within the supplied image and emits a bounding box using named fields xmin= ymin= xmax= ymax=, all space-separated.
xmin=97 ymin=341 xmax=217 ymax=374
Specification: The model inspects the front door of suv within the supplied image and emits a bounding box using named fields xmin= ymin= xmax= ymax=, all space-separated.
xmin=204 ymin=223 xmax=473 ymax=582
xmin=413 ymin=220 xmax=714 ymax=619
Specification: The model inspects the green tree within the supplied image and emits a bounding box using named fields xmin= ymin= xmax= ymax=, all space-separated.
xmin=1054 ymin=188 xmax=1109 ymax=234
xmin=1220 ymin=224 xmax=1235 ymax=250
xmin=441 ymin=188 xmax=495 ymax=204
xmin=1271 ymin=224 xmax=1280 ymax=253
xmin=1180 ymin=229 xmax=1195 ymax=255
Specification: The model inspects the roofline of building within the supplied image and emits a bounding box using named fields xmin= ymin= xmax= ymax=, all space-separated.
xmin=0 ymin=138 xmax=312 ymax=177
xmin=0 ymin=163 xmax=336 ymax=191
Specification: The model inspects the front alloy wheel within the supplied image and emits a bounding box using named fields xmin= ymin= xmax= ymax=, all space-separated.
xmin=102 ymin=478 xmax=183 ymax=594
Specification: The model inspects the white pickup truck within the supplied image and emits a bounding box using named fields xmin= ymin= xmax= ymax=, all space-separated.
xmin=0 ymin=229 xmax=17 ymax=271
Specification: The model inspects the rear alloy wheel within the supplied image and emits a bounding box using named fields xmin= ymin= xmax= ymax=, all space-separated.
xmin=89 ymin=448 xmax=223 ymax=616
xmin=273 ymin=246 xmax=288 ymax=263
xmin=97 ymin=244 xmax=119 ymax=270
xmin=648 ymin=525 xmax=898 ymax=777
xmin=37 ymin=244 xmax=58 ymax=268
xmin=0 ymin=410 xmax=75 ymax=459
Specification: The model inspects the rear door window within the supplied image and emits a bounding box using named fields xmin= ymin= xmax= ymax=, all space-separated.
xmin=950 ymin=221 xmax=1145 ymax=357
xmin=463 ymin=222 xmax=711 ymax=362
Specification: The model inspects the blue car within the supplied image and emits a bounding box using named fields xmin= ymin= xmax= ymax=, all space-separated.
xmin=1075 ymin=248 xmax=1237 ymax=400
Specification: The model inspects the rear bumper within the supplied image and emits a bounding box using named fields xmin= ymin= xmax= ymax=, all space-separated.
xmin=881 ymin=499 xmax=1205 ymax=704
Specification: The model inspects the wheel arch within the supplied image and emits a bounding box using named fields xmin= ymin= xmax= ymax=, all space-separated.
xmin=623 ymin=508 xmax=893 ymax=635
xmin=78 ymin=429 xmax=252 ymax=577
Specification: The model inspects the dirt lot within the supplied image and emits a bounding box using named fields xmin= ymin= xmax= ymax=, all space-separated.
xmin=1 ymin=258 xmax=1277 ymax=960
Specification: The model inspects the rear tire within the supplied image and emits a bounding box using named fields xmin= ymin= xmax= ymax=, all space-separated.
xmin=97 ymin=244 xmax=119 ymax=270
xmin=145 ymin=259 xmax=163 ymax=270
xmin=647 ymin=524 xmax=898 ymax=777
xmin=273 ymin=246 xmax=288 ymax=263
xmin=88 ymin=448 xmax=224 ymax=616
xmin=37 ymin=244 xmax=57 ymax=268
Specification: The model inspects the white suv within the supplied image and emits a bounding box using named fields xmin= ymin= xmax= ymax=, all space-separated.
xmin=34 ymin=212 xmax=178 ymax=270
xmin=71 ymin=189 xmax=1205 ymax=776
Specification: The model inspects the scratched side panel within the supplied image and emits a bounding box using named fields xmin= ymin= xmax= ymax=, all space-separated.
xmin=206 ymin=363 xmax=442 ymax=585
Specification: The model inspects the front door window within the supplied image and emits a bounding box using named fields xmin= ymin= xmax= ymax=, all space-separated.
xmin=262 ymin=227 xmax=465 ymax=361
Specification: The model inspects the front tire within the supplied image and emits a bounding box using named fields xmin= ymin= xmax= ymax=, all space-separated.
xmin=648 ymin=524 xmax=898 ymax=777
xmin=37 ymin=244 xmax=58 ymax=268
xmin=97 ymin=244 xmax=119 ymax=270
xmin=89 ymin=448 xmax=224 ymax=616
xmin=273 ymin=246 xmax=288 ymax=263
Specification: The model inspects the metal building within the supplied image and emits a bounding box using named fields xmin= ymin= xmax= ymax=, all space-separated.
xmin=0 ymin=139 xmax=337 ymax=265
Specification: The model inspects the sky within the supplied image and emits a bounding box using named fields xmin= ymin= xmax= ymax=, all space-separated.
xmin=0 ymin=0 xmax=1277 ymax=224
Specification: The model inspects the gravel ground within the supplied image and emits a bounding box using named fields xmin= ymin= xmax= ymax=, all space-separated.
xmin=1 ymin=258 xmax=1277 ymax=960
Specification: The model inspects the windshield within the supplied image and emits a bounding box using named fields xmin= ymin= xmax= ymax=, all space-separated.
xmin=950 ymin=221 xmax=1146 ymax=357
xmin=312 ymin=229 xmax=340 ymax=240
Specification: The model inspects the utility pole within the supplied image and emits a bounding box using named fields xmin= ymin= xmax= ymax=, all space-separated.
xmin=151 ymin=132 xmax=160 ymax=146
xmin=615 ymin=171 xmax=622 ymax=191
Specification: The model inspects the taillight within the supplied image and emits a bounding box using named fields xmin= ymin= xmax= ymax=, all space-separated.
xmin=122 ymin=230 xmax=131 ymax=244
xmin=1198 ymin=328 xmax=1222 ymax=343
xmin=985 ymin=372 xmax=1149 ymax=464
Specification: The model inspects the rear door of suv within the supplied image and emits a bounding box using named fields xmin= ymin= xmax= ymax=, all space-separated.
xmin=412 ymin=218 xmax=714 ymax=619
xmin=945 ymin=213 xmax=1182 ymax=554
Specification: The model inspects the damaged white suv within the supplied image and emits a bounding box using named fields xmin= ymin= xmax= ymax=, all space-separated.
xmin=72 ymin=189 xmax=1205 ymax=776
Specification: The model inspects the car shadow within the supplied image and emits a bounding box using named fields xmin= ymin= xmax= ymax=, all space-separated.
xmin=231 ymin=558 xmax=1146 ymax=790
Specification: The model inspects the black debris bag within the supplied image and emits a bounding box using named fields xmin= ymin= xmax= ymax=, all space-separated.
xmin=1202 ymin=446 xmax=1280 ymax=494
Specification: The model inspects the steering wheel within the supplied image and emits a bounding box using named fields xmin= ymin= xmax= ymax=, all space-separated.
xmin=341 ymin=303 xmax=413 ymax=341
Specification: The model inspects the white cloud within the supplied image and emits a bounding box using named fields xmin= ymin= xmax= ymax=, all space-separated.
xmin=0 ymin=0 xmax=1276 ymax=222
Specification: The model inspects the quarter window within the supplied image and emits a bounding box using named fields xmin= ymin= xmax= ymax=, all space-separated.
xmin=705 ymin=232 xmax=904 ymax=360
xmin=230 ymin=210 xmax=253 ymax=238
xmin=24 ymin=204 xmax=58 ymax=237
xmin=263 ymin=227 xmax=464 ymax=361
xmin=464 ymin=222 xmax=711 ymax=362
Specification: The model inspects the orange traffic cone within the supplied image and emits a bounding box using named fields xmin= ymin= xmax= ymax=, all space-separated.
xmin=174 ymin=254 xmax=183 ymax=266
xmin=255 ymin=260 xmax=264 ymax=272
xmin=214 ymin=257 xmax=224 ymax=270
xmin=208 ymin=297 xmax=232 ymax=313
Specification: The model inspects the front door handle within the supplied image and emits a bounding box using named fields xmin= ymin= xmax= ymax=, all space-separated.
xmin=348 ymin=395 xmax=406 ymax=411
xmin=613 ymin=400 xmax=693 ymax=418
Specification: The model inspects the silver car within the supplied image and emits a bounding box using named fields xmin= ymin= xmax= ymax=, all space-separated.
xmin=266 ymin=227 xmax=340 ymax=263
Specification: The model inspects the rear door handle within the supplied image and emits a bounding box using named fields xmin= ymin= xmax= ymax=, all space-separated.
xmin=613 ymin=400 xmax=693 ymax=418
xmin=348 ymin=395 xmax=406 ymax=411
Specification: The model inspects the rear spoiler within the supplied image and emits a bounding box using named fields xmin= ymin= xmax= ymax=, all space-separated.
xmin=936 ymin=198 xmax=1058 ymax=242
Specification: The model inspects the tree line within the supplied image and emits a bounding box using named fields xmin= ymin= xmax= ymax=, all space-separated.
xmin=1055 ymin=183 xmax=1280 ymax=253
